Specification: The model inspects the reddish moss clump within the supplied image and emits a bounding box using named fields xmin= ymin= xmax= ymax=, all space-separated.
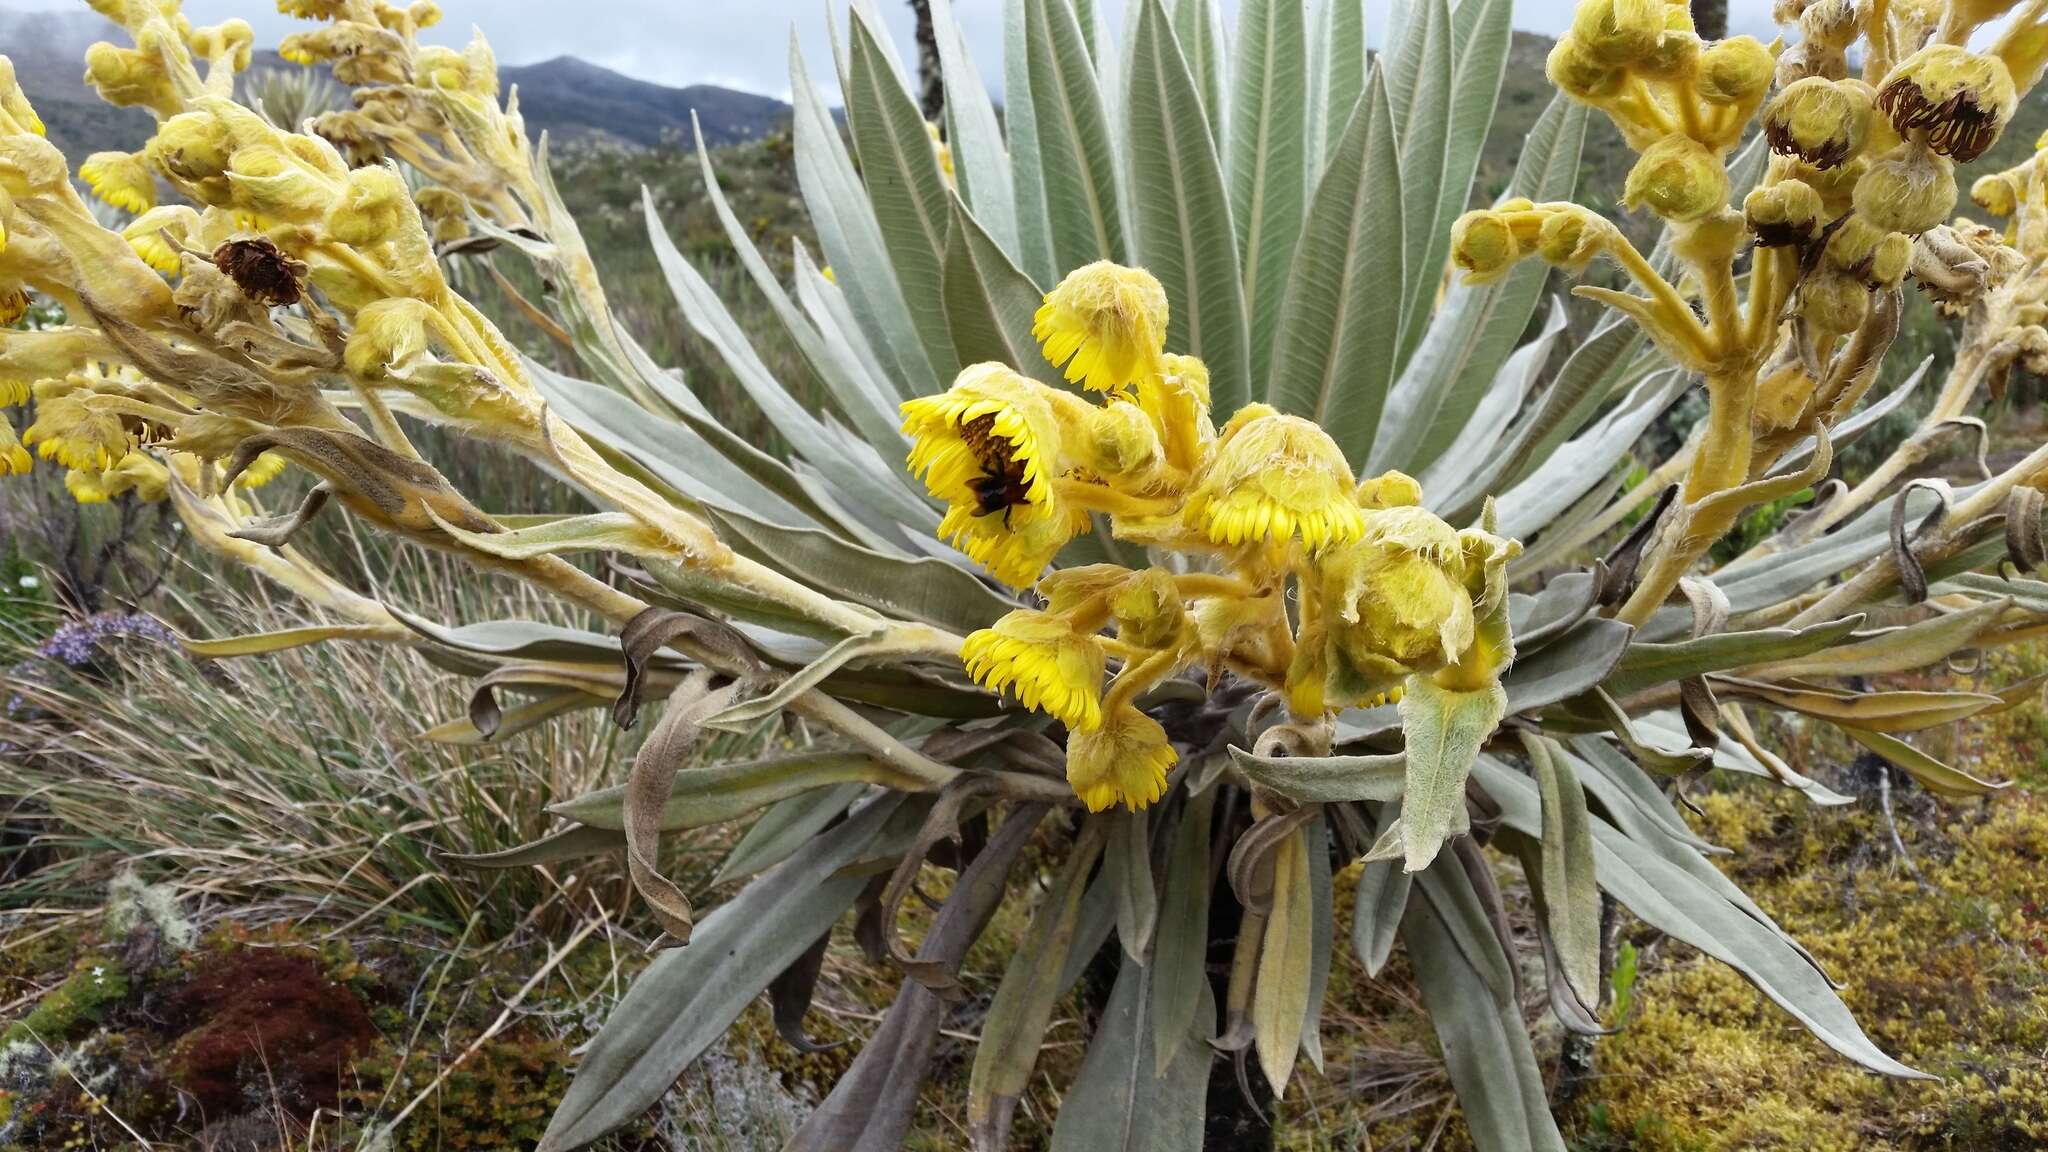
xmin=167 ymin=949 xmax=378 ymax=1118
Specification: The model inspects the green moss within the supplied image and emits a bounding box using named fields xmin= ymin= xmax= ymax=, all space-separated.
xmin=0 ymin=954 xmax=127 ymax=1053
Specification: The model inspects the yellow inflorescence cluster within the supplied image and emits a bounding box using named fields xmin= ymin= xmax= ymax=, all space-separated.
xmin=1443 ymin=0 xmax=2048 ymax=626
xmin=901 ymin=263 xmax=1519 ymax=812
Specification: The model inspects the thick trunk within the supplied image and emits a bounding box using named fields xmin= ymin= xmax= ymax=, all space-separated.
xmin=1691 ymin=0 xmax=1728 ymax=40
xmin=909 ymin=0 xmax=945 ymax=121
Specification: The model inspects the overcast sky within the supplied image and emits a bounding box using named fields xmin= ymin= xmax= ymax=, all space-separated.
xmin=7 ymin=0 xmax=1782 ymax=99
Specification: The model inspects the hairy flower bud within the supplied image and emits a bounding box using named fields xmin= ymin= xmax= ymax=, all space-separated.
xmin=1450 ymin=210 xmax=1520 ymax=282
xmin=325 ymin=163 xmax=411 ymax=246
xmin=1851 ymin=145 xmax=1956 ymax=235
xmin=345 ymin=296 xmax=434 ymax=378
xmin=1801 ymin=270 xmax=1871 ymax=331
xmin=1624 ymin=135 xmax=1729 ymax=222
xmin=1745 ymin=179 xmax=1825 ymax=246
xmin=1972 ymin=171 xmax=2019 ymax=216
xmin=1697 ymin=36 xmax=1774 ymax=105
xmin=1570 ymin=0 xmax=1663 ymax=64
xmin=1825 ymin=216 xmax=1911 ymax=286
xmin=82 ymin=42 xmax=174 ymax=114
xmin=1800 ymin=0 xmax=1861 ymax=49
xmin=149 ymin=111 xmax=235 ymax=185
xmin=1763 ymin=77 xmax=1874 ymax=168
xmin=1536 ymin=205 xmax=1608 ymax=269
xmin=189 ymin=19 xmax=254 ymax=70
xmin=1546 ymin=36 xmax=1628 ymax=101
xmin=1878 ymin=45 xmax=2017 ymax=163
xmin=225 ymin=145 xmax=334 ymax=221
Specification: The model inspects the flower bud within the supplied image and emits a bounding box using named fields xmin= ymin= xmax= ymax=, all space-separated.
xmin=326 ymin=163 xmax=412 ymax=246
xmin=1536 ymin=206 xmax=1606 ymax=269
xmin=1878 ymin=45 xmax=2016 ymax=163
xmin=1081 ymin=398 xmax=1163 ymax=483
xmin=1546 ymin=36 xmax=1628 ymax=101
xmin=346 ymin=297 xmax=434 ymax=378
xmin=1570 ymin=0 xmax=1663 ymax=64
xmin=225 ymin=145 xmax=334 ymax=221
xmin=1801 ymin=271 xmax=1870 ymax=331
xmin=1800 ymin=0 xmax=1861 ymax=50
xmin=1697 ymin=36 xmax=1774 ymax=105
xmin=1825 ymin=216 xmax=1911 ymax=286
xmin=1972 ymin=171 xmax=2019 ymax=216
xmin=1763 ymin=77 xmax=1873 ymax=168
xmin=1623 ymin=135 xmax=1729 ymax=222
xmin=1744 ymin=179 xmax=1825 ymax=246
xmin=83 ymin=42 xmax=173 ymax=113
xmin=1450 ymin=210 xmax=1520 ymax=282
xmin=1851 ymin=145 xmax=1956 ymax=235
xmin=189 ymin=20 xmax=254 ymax=71
xmin=149 ymin=111 xmax=235 ymax=184
xmin=1356 ymin=469 xmax=1424 ymax=509
xmin=1635 ymin=7 xmax=1700 ymax=81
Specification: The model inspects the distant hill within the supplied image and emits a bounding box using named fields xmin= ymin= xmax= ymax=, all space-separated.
xmin=499 ymin=56 xmax=790 ymax=149
xmin=0 ymin=7 xmax=790 ymax=158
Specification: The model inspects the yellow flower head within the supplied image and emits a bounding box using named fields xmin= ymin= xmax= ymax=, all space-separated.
xmin=1065 ymin=704 xmax=1177 ymax=812
xmin=962 ymin=608 xmax=1106 ymax=732
xmin=226 ymin=145 xmax=335 ymax=222
xmin=23 ymin=393 xmax=133 ymax=472
xmin=1973 ymin=170 xmax=2019 ymax=216
xmin=65 ymin=467 xmax=112 ymax=504
xmin=1763 ymin=78 xmax=1874 ymax=169
xmin=1033 ymin=261 xmax=1169 ymax=392
xmin=936 ymin=499 xmax=1091 ymax=588
xmin=1108 ymin=567 xmax=1188 ymax=652
xmin=1623 ymin=136 xmax=1729 ymax=222
xmin=1323 ymin=506 xmax=1475 ymax=673
xmin=80 ymin=151 xmax=156 ymax=215
xmin=189 ymin=20 xmax=256 ymax=71
xmin=233 ymin=449 xmax=288 ymax=487
xmin=1546 ymin=35 xmax=1627 ymax=103
xmin=0 ymin=420 xmax=31 ymax=476
xmin=1879 ymin=45 xmax=2016 ymax=164
xmin=149 ymin=110 xmax=237 ymax=187
xmin=1185 ymin=404 xmax=1365 ymax=552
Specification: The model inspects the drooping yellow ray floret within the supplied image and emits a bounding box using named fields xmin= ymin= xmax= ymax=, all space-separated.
xmin=121 ymin=205 xmax=200 ymax=275
xmin=1185 ymin=403 xmax=1365 ymax=551
xmin=22 ymin=392 xmax=133 ymax=472
xmin=0 ymin=419 xmax=31 ymax=476
xmin=1033 ymin=261 xmax=1169 ymax=392
xmin=961 ymin=609 xmax=1106 ymax=732
xmin=903 ymin=362 xmax=1092 ymax=585
xmin=1065 ymin=704 xmax=1177 ymax=812
xmin=80 ymin=151 xmax=156 ymax=214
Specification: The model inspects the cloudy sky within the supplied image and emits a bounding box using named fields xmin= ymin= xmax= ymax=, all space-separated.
xmin=8 ymin=0 xmax=1782 ymax=99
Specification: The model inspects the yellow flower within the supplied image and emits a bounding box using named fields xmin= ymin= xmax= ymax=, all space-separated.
xmin=80 ymin=151 xmax=155 ymax=215
xmin=23 ymin=393 xmax=132 ymax=472
xmin=1696 ymin=37 xmax=1773 ymax=106
xmin=961 ymin=609 xmax=1106 ymax=732
xmin=1108 ymin=567 xmax=1188 ymax=652
xmin=1185 ymin=404 xmax=1364 ymax=551
xmin=344 ymin=297 xmax=434 ymax=378
xmin=232 ymin=449 xmax=287 ymax=487
xmin=1033 ymin=261 xmax=1169 ymax=392
xmin=65 ymin=467 xmax=112 ymax=504
xmin=1065 ymin=704 xmax=1177 ymax=812
xmin=1852 ymin=145 xmax=1956 ymax=236
xmin=1568 ymin=0 xmax=1662 ymax=65
xmin=225 ymin=145 xmax=335 ymax=222
xmin=0 ymin=59 xmax=47 ymax=138
xmin=1878 ymin=45 xmax=2016 ymax=164
xmin=1136 ymin=352 xmax=1213 ymax=473
xmin=0 ymin=420 xmax=31 ymax=476
xmin=903 ymin=363 xmax=1093 ymax=585
xmin=189 ymin=20 xmax=255 ymax=71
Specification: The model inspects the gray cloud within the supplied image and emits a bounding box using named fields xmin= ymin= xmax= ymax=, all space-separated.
xmin=7 ymin=0 xmax=1785 ymax=100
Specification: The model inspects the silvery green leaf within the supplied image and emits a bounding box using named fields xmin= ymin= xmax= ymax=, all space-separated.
xmin=789 ymin=33 xmax=934 ymax=396
xmin=1387 ymin=0 xmax=1451 ymax=366
xmin=1495 ymin=368 xmax=1690 ymax=540
xmin=1398 ymin=674 xmax=1506 ymax=872
xmin=1019 ymin=0 xmax=1127 ymax=272
xmin=1350 ymin=800 xmax=1410 ymax=976
xmin=1525 ymin=735 xmax=1600 ymax=1005
xmin=1110 ymin=806 xmax=1159 ymax=961
xmin=1403 ymin=874 xmax=1566 ymax=1152
xmin=1253 ymin=823 xmax=1313 ymax=1094
xmin=1127 ymin=0 xmax=1252 ymax=411
xmin=1170 ymin=0 xmax=1227 ymax=148
xmin=538 ymin=796 xmax=912 ymax=1151
xmin=931 ymin=0 xmax=1018 ymax=256
xmin=1266 ymin=66 xmax=1403 ymax=463
xmin=1048 ymin=959 xmax=1210 ymax=1152
xmin=1227 ymin=0 xmax=1307 ymax=384
xmin=1472 ymin=756 xmax=1924 ymax=1078
xmin=1150 ymin=786 xmax=1215 ymax=1076
xmin=942 ymin=194 xmax=1067 ymax=390
xmin=844 ymin=13 xmax=963 ymax=383
xmin=1603 ymin=616 xmax=1865 ymax=698
xmin=1226 ymin=745 xmax=1405 ymax=803
xmin=1299 ymin=814 xmax=1334 ymax=1072
xmin=714 ymin=782 xmax=867 ymax=884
